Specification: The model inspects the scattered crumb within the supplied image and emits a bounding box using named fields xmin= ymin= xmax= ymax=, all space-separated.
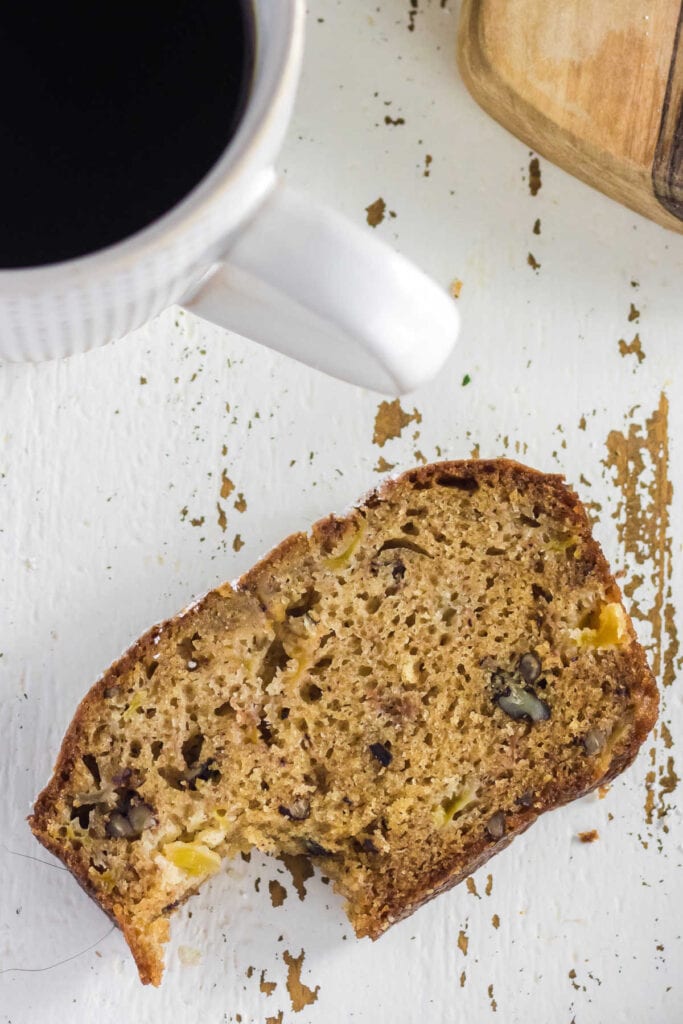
xmin=246 ymin=965 xmax=255 ymax=978
xmin=234 ymin=492 xmax=247 ymax=513
xmin=423 ymin=153 xmax=432 ymax=177
xmin=466 ymin=877 xmax=479 ymax=899
xmin=492 ymin=913 xmax=500 ymax=929
xmin=190 ymin=516 xmax=204 ymax=528
xmin=266 ymin=1014 xmax=284 ymax=1024
xmin=488 ymin=982 xmax=497 ymax=1012
xmin=578 ymin=829 xmax=599 ymax=843
xmin=470 ymin=443 xmax=480 ymax=459
xmin=221 ymin=469 xmax=235 ymax=500
xmin=485 ymin=873 xmax=493 ymax=896
xmin=283 ymin=950 xmax=320 ymax=1011
xmin=373 ymin=399 xmax=421 ymax=446
xmin=413 ymin=449 xmax=427 ymax=464
xmin=533 ymin=217 xmax=541 ymax=235
xmin=527 ymin=252 xmax=541 ymax=272
xmin=260 ymin=970 xmax=277 ymax=996
xmin=459 ymin=970 xmax=466 ymax=988
xmin=217 ymin=503 xmax=227 ymax=533
xmin=618 ymin=333 xmax=645 ymax=364
xmin=528 ymin=156 xmax=542 ymax=196
xmin=450 ymin=278 xmax=463 ymax=299
xmin=598 ymin=783 xmax=611 ymax=799
xmin=384 ymin=114 xmax=405 ymax=126
xmin=139 ymin=376 xmax=148 ymax=385
xmin=578 ymin=416 xmax=587 ymax=431
xmin=374 ymin=456 xmax=396 ymax=473
xmin=269 ymin=879 xmax=287 ymax=908
xmin=365 ymin=197 xmax=386 ymax=227
xmin=233 ymin=533 xmax=244 ymax=552
xmin=178 ymin=945 xmax=202 ymax=966
xmin=457 ymin=929 xmax=469 ymax=955
xmin=628 ymin=302 xmax=640 ymax=322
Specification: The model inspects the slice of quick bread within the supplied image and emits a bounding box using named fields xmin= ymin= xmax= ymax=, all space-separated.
xmin=30 ymin=461 xmax=658 ymax=985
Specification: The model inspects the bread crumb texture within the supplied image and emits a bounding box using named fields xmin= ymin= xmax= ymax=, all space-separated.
xmin=30 ymin=461 xmax=657 ymax=984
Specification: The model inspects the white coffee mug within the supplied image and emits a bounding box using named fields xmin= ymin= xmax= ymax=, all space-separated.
xmin=0 ymin=0 xmax=459 ymax=394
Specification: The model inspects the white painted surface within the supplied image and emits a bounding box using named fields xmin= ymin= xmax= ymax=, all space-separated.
xmin=1 ymin=2 xmax=682 ymax=1022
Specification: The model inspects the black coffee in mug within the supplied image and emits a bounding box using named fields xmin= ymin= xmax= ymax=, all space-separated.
xmin=0 ymin=3 xmax=253 ymax=268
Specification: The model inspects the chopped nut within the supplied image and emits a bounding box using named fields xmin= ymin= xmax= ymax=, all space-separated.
xmin=105 ymin=812 xmax=135 ymax=839
xmin=73 ymin=787 xmax=113 ymax=807
xmin=494 ymin=682 xmax=550 ymax=723
xmin=126 ymin=801 xmax=157 ymax=834
xmin=105 ymin=796 xmax=157 ymax=839
xmin=578 ymin=829 xmax=599 ymax=843
xmin=278 ymin=798 xmax=311 ymax=821
xmin=369 ymin=742 xmax=393 ymax=767
xmin=582 ymin=728 xmax=607 ymax=756
xmin=486 ymin=811 xmax=506 ymax=840
xmin=518 ymin=652 xmax=541 ymax=684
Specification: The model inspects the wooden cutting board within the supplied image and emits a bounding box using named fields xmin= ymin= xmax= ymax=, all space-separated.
xmin=457 ymin=0 xmax=683 ymax=232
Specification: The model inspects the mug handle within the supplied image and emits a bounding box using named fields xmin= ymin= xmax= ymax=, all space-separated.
xmin=183 ymin=181 xmax=459 ymax=394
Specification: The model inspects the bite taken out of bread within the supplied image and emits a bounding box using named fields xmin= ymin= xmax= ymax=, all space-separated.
xmin=30 ymin=460 xmax=658 ymax=985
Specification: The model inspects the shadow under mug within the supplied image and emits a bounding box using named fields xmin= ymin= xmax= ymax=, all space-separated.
xmin=0 ymin=0 xmax=459 ymax=395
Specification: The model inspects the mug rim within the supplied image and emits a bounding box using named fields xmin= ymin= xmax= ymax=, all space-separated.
xmin=0 ymin=0 xmax=303 ymax=291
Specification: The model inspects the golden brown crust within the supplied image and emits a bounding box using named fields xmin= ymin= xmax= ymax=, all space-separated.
xmin=29 ymin=459 xmax=658 ymax=984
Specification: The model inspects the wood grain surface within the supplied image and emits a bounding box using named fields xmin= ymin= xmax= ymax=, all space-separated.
xmin=654 ymin=5 xmax=683 ymax=216
xmin=458 ymin=0 xmax=683 ymax=231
